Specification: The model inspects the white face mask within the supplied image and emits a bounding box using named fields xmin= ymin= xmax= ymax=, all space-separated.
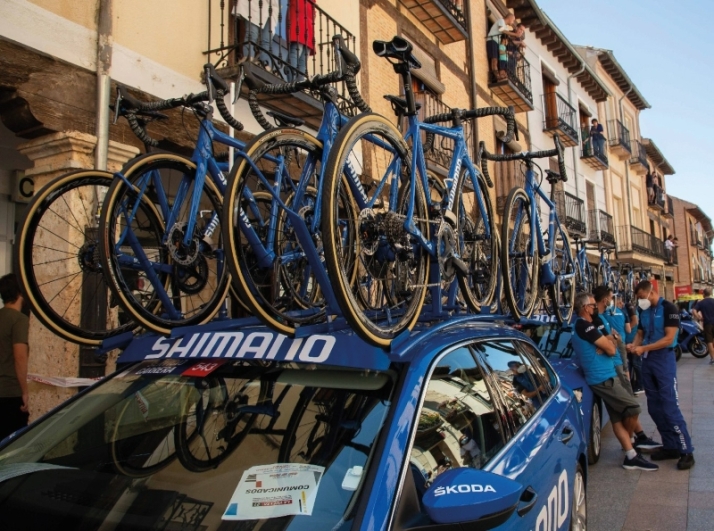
xmin=517 ymin=365 xmax=527 ymax=374
xmin=638 ymin=291 xmax=652 ymax=311
xmin=608 ymin=300 xmax=615 ymax=309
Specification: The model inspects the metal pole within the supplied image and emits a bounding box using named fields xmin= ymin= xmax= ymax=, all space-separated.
xmin=95 ymin=0 xmax=113 ymax=170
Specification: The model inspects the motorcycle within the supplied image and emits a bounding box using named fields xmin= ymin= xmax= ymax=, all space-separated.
xmin=678 ymin=311 xmax=709 ymax=359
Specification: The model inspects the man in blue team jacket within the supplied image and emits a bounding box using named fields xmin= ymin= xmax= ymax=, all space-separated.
xmin=627 ymin=280 xmax=695 ymax=470
xmin=571 ymin=292 xmax=658 ymax=471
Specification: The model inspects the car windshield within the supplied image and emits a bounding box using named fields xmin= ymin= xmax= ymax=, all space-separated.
xmin=0 ymin=359 xmax=393 ymax=531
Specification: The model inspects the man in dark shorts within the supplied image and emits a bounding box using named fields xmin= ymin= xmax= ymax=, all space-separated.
xmin=628 ymin=280 xmax=694 ymax=470
xmin=692 ymin=288 xmax=714 ymax=365
xmin=571 ymin=292 xmax=658 ymax=471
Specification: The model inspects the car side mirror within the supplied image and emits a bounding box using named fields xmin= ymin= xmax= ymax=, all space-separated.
xmin=418 ymin=468 xmax=522 ymax=529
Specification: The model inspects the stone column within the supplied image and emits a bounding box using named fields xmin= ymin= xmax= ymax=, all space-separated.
xmin=16 ymin=131 xmax=139 ymax=420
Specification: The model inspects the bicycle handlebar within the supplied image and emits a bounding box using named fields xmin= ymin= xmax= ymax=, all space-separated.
xmin=247 ymin=35 xmax=370 ymax=131
xmin=423 ymin=106 xmax=517 ymax=155
xmin=478 ymin=134 xmax=568 ymax=189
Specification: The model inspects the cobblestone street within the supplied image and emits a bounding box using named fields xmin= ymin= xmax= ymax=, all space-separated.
xmin=589 ymin=352 xmax=714 ymax=530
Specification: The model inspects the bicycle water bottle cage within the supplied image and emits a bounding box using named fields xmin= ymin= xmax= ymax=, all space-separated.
xmin=384 ymin=95 xmax=422 ymax=118
xmin=265 ymin=110 xmax=305 ymax=128
xmin=372 ymin=37 xmax=422 ymax=69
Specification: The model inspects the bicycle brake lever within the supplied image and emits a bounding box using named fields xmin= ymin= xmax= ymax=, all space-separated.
xmin=205 ymin=65 xmax=215 ymax=104
xmin=234 ymin=66 xmax=245 ymax=104
xmin=112 ymin=89 xmax=122 ymax=125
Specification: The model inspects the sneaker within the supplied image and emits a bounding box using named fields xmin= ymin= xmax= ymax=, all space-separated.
xmin=633 ymin=389 xmax=644 ymax=396
xmin=677 ymin=453 xmax=695 ymax=470
xmin=709 ymin=360 xmax=714 ymax=365
xmin=634 ymin=435 xmax=663 ymax=451
xmin=651 ymin=448 xmax=681 ymax=461
xmin=623 ymin=453 xmax=659 ymax=471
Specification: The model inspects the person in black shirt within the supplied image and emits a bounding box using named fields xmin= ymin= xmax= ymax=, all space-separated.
xmin=692 ymin=288 xmax=714 ymax=364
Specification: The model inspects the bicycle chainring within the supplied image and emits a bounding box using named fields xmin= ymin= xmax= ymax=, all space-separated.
xmin=175 ymin=253 xmax=209 ymax=294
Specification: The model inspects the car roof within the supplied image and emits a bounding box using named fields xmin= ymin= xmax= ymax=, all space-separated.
xmin=114 ymin=315 xmax=537 ymax=371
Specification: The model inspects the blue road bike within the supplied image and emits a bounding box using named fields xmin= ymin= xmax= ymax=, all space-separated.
xmin=99 ymin=65 xmax=258 ymax=335
xmin=319 ymin=36 xmax=516 ymax=346
xmin=481 ymin=135 xmax=574 ymax=322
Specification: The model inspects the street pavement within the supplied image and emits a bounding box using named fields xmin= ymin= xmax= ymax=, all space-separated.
xmin=588 ymin=351 xmax=714 ymax=531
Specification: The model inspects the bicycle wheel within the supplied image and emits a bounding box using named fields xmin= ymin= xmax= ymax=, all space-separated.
xmin=100 ymin=152 xmax=230 ymax=334
xmin=175 ymin=376 xmax=266 ymax=472
xmin=14 ymin=170 xmax=140 ymax=345
xmin=111 ymin=385 xmax=180 ymax=477
xmin=501 ymin=187 xmax=539 ymax=320
xmin=223 ymin=129 xmax=342 ymax=334
xmin=322 ymin=113 xmax=429 ymax=347
xmin=548 ymin=226 xmax=576 ymax=323
xmin=454 ymin=170 xmax=498 ymax=312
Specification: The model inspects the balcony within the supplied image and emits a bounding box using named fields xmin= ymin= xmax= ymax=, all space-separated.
xmin=616 ymin=225 xmax=666 ymax=261
xmin=648 ymin=187 xmax=665 ymax=211
xmin=588 ymin=209 xmax=616 ymax=248
xmin=541 ymin=92 xmax=578 ymax=147
xmin=607 ymin=119 xmax=631 ymax=159
xmin=554 ymin=191 xmax=587 ymax=238
xmin=204 ymin=0 xmax=357 ymax=129
xmin=488 ymin=49 xmax=533 ymax=113
xmin=629 ymin=140 xmax=648 ymax=172
xmin=580 ymin=127 xmax=608 ymax=170
xmin=418 ymin=92 xmax=475 ymax=170
xmin=665 ymin=246 xmax=678 ymax=266
xmin=399 ymin=0 xmax=467 ymax=44
xmin=663 ymin=195 xmax=675 ymax=218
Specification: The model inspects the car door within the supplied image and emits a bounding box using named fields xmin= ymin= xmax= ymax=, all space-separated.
xmin=473 ymin=339 xmax=580 ymax=531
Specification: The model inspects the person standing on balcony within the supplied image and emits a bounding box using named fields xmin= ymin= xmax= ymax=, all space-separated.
xmin=234 ymin=0 xmax=280 ymax=68
xmin=692 ymin=288 xmax=714 ymax=365
xmin=487 ymin=13 xmax=518 ymax=82
xmin=0 ymin=274 xmax=30 ymax=441
xmin=664 ymin=235 xmax=675 ymax=263
xmin=286 ymin=0 xmax=316 ymax=82
xmin=627 ymin=280 xmax=695 ymax=470
xmin=590 ymin=118 xmax=606 ymax=157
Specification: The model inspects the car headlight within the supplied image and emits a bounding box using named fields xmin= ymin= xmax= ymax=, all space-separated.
xmin=572 ymin=388 xmax=583 ymax=403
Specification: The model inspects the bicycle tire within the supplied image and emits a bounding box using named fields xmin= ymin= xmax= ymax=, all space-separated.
xmin=322 ymin=113 xmax=429 ymax=347
xmin=175 ymin=376 xmax=267 ymax=472
xmin=501 ymin=187 xmax=539 ymax=320
xmin=454 ymin=170 xmax=498 ymax=312
xmin=14 ymin=170 xmax=140 ymax=345
xmin=223 ymin=129 xmax=339 ymax=334
xmin=100 ymin=152 xmax=230 ymax=333
xmin=548 ymin=226 xmax=576 ymax=324
xmin=111 ymin=388 xmax=179 ymax=477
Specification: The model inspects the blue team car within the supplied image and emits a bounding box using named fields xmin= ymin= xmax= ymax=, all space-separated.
xmin=0 ymin=316 xmax=588 ymax=530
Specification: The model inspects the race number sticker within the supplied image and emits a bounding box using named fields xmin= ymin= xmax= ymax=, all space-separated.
xmin=222 ymin=464 xmax=325 ymax=520
xmin=181 ymin=360 xmax=227 ymax=377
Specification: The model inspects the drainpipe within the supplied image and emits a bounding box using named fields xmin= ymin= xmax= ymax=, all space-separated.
xmin=566 ymin=64 xmax=586 ymax=201
xmin=466 ymin=0 xmax=479 ymax=151
xmin=95 ymin=0 xmax=113 ymax=170
xmin=619 ymin=85 xmax=634 ymax=229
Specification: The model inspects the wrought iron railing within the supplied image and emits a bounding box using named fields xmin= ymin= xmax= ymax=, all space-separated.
xmin=494 ymin=160 xmax=527 ymax=215
xmin=588 ymin=209 xmax=616 ymax=247
xmin=666 ymin=195 xmax=674 ymax=216
xmin=542 ymin=92 xmax=577 ymax=140
xmin=417 ymin=92 xmax=475 ymax=168
xmin=554 ymin=191 xmax=587 ymax=236
xmin=501 ymin=50 xmax=532 ymax=103
xmin=205 ymin=0 xmax=356 ymax=86
xmin=630 ymin=140 xmax=648 ymax=168
xmin=436 ymin=0 xmax=467 ymax=29
xmin=607 ymin=119 xmax=631 ymax=153
xmin=616 ymin=225 xmax=666 ymax=259
xmin=580 ymin=127 xmax=609 ymax=167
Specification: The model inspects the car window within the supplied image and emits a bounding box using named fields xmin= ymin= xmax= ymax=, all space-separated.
xmin=407 ymin=346 xmax=506 ymax=496
xmin=472 ymin=341 xmax=540 ymax=436
xmin=515 ymin=340 xmax=557 ymax=396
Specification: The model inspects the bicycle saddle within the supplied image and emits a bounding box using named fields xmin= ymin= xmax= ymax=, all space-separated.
xmin=373 ymin=36 xmax=421 ymax=69
xmin=266 ymin=110 xmax=305 ymax=128
xmin=384 ymin=95 xmax=422 ymax=116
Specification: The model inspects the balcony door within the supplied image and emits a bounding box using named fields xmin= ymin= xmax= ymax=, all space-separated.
xmin=542 ymin=73 xmax=558 ymax=129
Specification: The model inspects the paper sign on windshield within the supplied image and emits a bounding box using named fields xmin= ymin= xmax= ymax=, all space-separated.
xmin=222 ymin=464 xmax=325 ymax=520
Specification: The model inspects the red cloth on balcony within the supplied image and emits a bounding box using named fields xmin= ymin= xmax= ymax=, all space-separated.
xmin=288 ymin=0 xmax=316 ymax=54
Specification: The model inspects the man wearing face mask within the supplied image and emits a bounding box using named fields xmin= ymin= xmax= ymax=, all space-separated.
xmin=627 ymin=280 xmax=694 ymax=470
xmin=571 ymin=292 xmax=658 ymax=470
